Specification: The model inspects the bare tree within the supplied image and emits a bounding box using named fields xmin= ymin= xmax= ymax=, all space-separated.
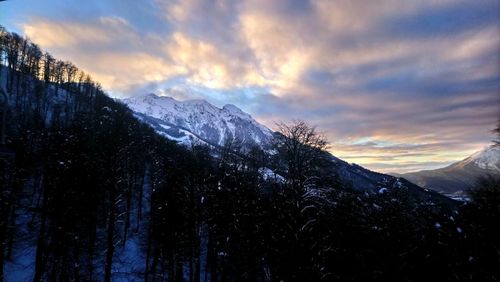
xmin=273 ymin=120 xmax=329 ymax=189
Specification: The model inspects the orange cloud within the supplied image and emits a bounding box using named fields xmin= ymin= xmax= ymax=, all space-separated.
xmin=22 ymin=17 xmax=178 ymax=92
xmin=24 ymin=19 xmax=111 ymax=47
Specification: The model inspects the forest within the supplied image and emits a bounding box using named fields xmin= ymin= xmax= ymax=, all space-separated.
xmin=0 ymin=26 xmax=499 ymax=282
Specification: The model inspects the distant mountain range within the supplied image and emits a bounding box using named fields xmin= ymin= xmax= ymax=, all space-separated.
xmin=122 ymin=93 xmax=453 ymax=204
xmin=393 ymin=146 xmax=500 ymax=197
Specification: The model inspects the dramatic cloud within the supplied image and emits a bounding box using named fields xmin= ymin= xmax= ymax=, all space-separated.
xmin=3 ymin=0 xmax=499 ymax=172
xmin=22 ymin=16 xmax=178 ymax=91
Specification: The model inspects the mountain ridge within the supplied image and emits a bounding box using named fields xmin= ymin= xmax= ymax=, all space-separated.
xmin=122 ymin=93 xmax=455 ymax=204
xmin=393 ymin=146 xmax=500 ymax=195
xmin=122 ymin=93 xmax=273 ymax=150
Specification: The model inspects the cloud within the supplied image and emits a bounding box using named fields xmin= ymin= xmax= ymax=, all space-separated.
xmin=76 ymin=52 xmax=180 ymax=92
xmin=12 ymin=0 xmax=500 ymax=172
xmin=165 ymin=32 xmax=266 ymax=89
xmin=238 ymin=8 xmax=312 ymax=91
xmin=24 ymin=18 xmax=113 ymax=47
xmin=22 ymin=16 xmax=177 ymax=92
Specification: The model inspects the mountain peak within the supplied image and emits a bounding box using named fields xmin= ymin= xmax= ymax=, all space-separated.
xmin=222 ymin=103 xmax=242 ymax=112
xmin=464 ymin=146 xmax=500 ymax=171
xmin=136 ymin=93 xmax=175 ymax=102
xmin=144 ymin=93 xmax=158 ymax=98
xmin=397 ymin=145 xmax=500 ymax=195
xmin=223 ymin=104 xmax=251 ymax=119
xmin=122 ymin=94 xmax=273 ymax=149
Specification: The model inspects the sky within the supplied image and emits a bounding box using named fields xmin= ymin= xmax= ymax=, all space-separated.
xmin=1 ymin=0 xmax=499 ymax=173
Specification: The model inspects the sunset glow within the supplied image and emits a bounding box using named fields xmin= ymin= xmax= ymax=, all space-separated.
xmin=2 ymin=0 xmax=498 ymax=172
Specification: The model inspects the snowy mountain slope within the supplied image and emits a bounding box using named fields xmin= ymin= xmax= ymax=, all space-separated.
xmin=122 ymin=93 xmax=455 ymax=204
xmin=122 ymin=93 xmax=273 ymax=150
xmin=458 ymin=146 xmax=500 ymax=171
xmin=394 ymin=146 xmax=500 ymax=195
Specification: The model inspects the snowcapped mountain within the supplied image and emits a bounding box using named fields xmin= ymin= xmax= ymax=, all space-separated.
xmin=460 ymin=146 xmax=500 ymax=171
xmin=394 ymin=146 xmax=500 ymax=196
xmin=122 ymin=93 xmax=273 ymax=150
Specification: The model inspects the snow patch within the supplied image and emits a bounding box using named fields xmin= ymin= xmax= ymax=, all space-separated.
xmin=258 ymin=167 xmax=285 ymax=183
